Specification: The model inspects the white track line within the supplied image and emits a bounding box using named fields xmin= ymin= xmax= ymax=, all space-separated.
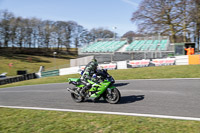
xmin=0 ymin=105 xmax=200 ymax=121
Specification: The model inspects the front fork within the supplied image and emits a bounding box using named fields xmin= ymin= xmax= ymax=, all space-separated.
xmin=105 ymin=86 xmax=116 ymax=98
xmin=107 ymin=88 xmax=112 ymax=95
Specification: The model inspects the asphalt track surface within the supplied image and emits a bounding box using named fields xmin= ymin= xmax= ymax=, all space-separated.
xmin=0 ymin=79 xmax=200 ymax=119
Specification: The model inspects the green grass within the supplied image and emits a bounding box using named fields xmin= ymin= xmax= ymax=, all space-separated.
xmin=108 ymin=65 xmax=200 ymax=79
xmin=0 ymin=74 xmax=80 ymax=88
xmin=0 ymin=54 xmax=76 ymax=76
xmin=1 ymin=64 xmax=200 ymax=132
xmin=0 ymin=108 xmax=199 ymax=133
xmin=1 ymin=65 xmax=200 ymax=88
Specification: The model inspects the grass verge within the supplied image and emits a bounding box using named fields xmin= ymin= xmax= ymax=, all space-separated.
xmin=0 ymin=108 xmax=200 ymax=133
xmin=1 ymin=65 xmax=200 ymax=132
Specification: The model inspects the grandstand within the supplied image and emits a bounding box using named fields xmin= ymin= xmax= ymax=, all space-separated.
xmin=79 ymin=36 xmax=174 ymax=63
xmin=81 ymin=40 xmax=127 ymax=53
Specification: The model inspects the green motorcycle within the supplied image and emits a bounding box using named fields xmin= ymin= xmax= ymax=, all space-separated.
xmin=67 ymin=69 xmax=121 ymax=104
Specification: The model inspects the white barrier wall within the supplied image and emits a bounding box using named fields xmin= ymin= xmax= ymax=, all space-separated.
xmin=59 ymin=67 xmax=79 ymax=76
xmin=117 ymin=61 xmax=127 ymax=69
xmin=37 ymin=57 xmax=182 ymax=78
xmin=175 ymin=55 xmax=189 ymax=65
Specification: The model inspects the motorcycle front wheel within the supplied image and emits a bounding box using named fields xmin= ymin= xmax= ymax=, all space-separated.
xmin=104 ymin=88 xmax=121 ymax=104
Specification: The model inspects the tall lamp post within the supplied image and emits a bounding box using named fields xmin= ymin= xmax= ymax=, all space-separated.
xmin=53 ymin=52 xmax=57 ymax=69
xmin=111 ymin=27 xmax=117 ymax=62
xmin=113 ymin=26 xmax=117 ymax=40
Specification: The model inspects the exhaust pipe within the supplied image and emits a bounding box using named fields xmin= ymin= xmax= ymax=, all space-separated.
xmin=67 ymin=88 xmax=80 ymax=96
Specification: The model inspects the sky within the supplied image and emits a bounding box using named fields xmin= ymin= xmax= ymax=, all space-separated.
xmin=0 ymin=0 xmax=141 ymax=36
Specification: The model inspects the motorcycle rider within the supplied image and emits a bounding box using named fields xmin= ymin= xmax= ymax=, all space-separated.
xmin=80 ymin=58 xmax=99 ymax=96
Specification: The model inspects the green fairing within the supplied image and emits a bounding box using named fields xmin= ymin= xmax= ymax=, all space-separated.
xmin=90 ymin=81 xmax=111 ymax=98
xmin=107 ymin=85 xmax=116 ymax=89
xmin=68 ymin=78 xmax=80 ymax=82
xmin=76 ymin=84 xmax=85 ymax=87
xmin=87 ymin=79 xmax=95 ymax=84
xmin=68 ymin=78 xmax=84 ymax=87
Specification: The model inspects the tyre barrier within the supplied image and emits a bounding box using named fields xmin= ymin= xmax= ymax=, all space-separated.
xmin=0 ymin=73 xmax=37 ymax=85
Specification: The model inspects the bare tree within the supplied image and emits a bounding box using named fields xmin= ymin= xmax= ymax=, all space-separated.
xmin=0 ymin=9 xmax=117 ymax=51
xmin=131 ymin=0 xmax=192 ymax=43
xmin=23 ymin=18 xmax=33 ymax=48
xmin=72 ymin=25 xmax=90 ymax=48
xmin=30 ymin=18 xmax=41 ymax=48
xmin=0 ymin=10 xmax=14 ymax=47
xmin=122 ymin=31 xmax=146 ymax=43
xmin=53 ymin=21 xmax=66 ymax=50
xmin=90 ymin=28 xmax=114 ymax=41
xmin=191 ymin=0 xmax=200 ymax=51
xmin=16 ymin=17 xmax=27 ymax=48
xmin=9 ymin=17 xmax=18 ymax=47
xmin=40 ymin=20 xmax=54 ymax=49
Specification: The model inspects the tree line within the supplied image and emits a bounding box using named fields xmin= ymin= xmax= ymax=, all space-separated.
xmin=130 ymin=0 xmax=200 ymax=50
xmin=0 ymin=10 xmax=115 ymax=50
xmin=2 ymin=0 xmax=200 ymax=51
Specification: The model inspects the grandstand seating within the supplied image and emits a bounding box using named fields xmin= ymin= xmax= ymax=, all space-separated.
xmin=81 ymin=41 xmax=126 ymax=53
xmin=157 ymin=40 xmax=168 ymax=51
xmin=81 ymin=39 xmax=169 ymax=53
xmin=126 ymin=39 xmax=168 ymax=52
xmin=140 ymin=40 xmax=153 ymax=51
xmin=133 ymin=40 xmax=146 ymax=51
xmin=149 ymin=40 xmax=160 ymax=51
xmin=126 ymin=40 xmax=139 ymax=51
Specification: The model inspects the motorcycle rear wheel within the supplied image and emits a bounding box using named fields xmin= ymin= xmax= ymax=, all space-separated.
xmin=104 ymin=88 xmax=121 ymax=104
xmin=71 ymin=88 xmax=84 ymax=103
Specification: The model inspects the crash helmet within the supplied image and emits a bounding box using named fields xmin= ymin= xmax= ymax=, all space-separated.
xmin=91 ymin=57 xmax=98 ymax=67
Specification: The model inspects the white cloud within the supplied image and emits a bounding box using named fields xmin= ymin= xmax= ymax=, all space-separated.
xmin=121 ymin=0 xmax=138 ymax=7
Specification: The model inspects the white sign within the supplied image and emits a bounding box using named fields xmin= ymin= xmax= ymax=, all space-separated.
xmin=99 ymin=63 xmax=117 ymax=70
xmin=151 ymin=58 xmax=175 ymax=66
xmin=128 ymin=59 xmax=150 ymax=68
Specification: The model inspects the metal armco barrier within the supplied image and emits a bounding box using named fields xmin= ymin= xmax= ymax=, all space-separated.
xmin=0 ymin=73 xmax=37 ymax=85
xmin=41 ymin=70 xmax=59 ymax=77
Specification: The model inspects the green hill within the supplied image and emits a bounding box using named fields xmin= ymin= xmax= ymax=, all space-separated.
xmin=0 ymin=54 xmax=76 ymax=76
